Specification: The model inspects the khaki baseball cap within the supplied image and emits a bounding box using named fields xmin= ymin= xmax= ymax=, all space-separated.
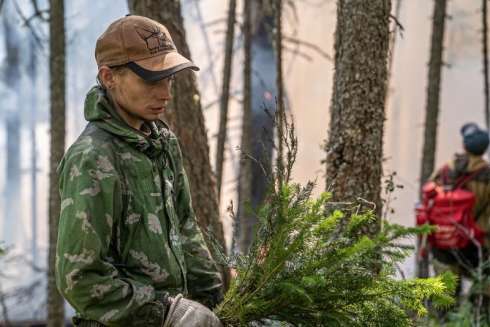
xmin=95 ymin=15 xmax=199 ymax=82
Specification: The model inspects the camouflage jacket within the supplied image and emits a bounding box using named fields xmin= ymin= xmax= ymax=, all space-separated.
xmin=56 ymin=86 xmax=222 ymax=326
xmin=430 ymin=152 xmax=490 ymax=245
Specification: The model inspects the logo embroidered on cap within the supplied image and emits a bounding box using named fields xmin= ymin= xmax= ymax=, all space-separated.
xmin=136 ymin=25 xmax=175 ymax=55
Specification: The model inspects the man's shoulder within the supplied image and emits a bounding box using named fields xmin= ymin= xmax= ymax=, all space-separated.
xmin=461 ymin=154 xmax=490 ymax=183
xmin=61 ymin=123 xmax=124 ymax=166
xmin=472 ymin=165 xmax=490 ymax=184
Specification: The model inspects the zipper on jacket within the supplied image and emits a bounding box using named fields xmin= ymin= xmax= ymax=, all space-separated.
xmin=154 ymin=150 xmax=187 ymax=289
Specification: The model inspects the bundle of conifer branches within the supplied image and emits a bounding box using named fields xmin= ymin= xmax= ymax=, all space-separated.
xmin=207 ymin=109 xmax=456 ymax=327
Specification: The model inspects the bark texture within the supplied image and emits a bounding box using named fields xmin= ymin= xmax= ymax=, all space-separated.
xmin=326 ymin=0 xmax=391 ymax=237
xmin=128 ymin=0 xmax=230 ymax=290
xmin=48 ymin=0 xmax=66 ymax=325
xmin=419 ymin=0 xmax=447 ymax=191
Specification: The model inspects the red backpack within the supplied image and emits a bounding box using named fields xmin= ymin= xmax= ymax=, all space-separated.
xmin=416 ymin=164 xmax=487 ymax=250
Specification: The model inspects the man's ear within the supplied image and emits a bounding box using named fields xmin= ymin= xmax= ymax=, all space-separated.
xmin=99 ymin=66 xmax=116 ymax=89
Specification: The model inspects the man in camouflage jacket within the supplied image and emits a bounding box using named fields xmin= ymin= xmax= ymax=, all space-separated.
xmin=56 ymin=15 xmax=223 ymax=326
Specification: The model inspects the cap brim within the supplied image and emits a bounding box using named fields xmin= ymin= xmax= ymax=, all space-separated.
xmin=127 ymin=52 xmax=199 ymax=82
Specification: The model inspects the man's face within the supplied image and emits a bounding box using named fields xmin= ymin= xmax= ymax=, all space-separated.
xmin=110 ymin=69 xmax=174 ymax=130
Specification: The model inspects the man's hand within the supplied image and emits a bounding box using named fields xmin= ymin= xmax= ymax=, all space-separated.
xmin=163 ymin=294 xmax=223 ymax=327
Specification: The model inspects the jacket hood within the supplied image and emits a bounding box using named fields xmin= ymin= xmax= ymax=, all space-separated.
xmin=83 ymin=86 xmax=169 ymax=155
xmin=84 ymin=86 xmax=123 ymax=122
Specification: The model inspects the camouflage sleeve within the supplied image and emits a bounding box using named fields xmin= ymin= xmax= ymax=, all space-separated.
xmin=56 ymin=149 xmax=165 ymax=327
xmin=176 ymin=170 xmax=223 ymax=309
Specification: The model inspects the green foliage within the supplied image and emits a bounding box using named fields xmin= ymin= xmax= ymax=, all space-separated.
xmin=421 ymin=297 xmax=490 ymax=327
xmin=443 ymin=301 xmax=479 ymax=326
xmin=209 ymin=109 xmax=456 ymax=326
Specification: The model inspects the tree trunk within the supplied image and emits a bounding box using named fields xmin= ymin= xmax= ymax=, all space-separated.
xmin=325 ymin=0 xmax=391 ymax=238
xmin=47 ymin=0 xmax=66 ymax=325
xmin=417 ymin=0 xmax=447 ymax=280
xmin=237 ymin=0 xmax=277 ymax=251
xmin=419 ymin=0 xmax=447 ymax=192
xmin=216 ymin=0 xmax=237 ymax=201
xmin=483 ymin=0 xmax=489 ymax=131
xmin=238 ymin=0 xmax=253 ymax=254
xmin=127 ymin=0 xmax=230 ymax=290
xmin=386 ymin=0 xmax=403 ymax=103
xmin=2 ymin=0 xmax=21 ymax=248
xmin=28 ymin=31 xmax=39 ymax=266
xmin=275 ymin=0 xmax=284 ymax=168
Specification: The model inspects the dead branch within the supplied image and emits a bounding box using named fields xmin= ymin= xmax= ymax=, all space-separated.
xmin=282 ymin=44 xmax=314 ymax=62
xmin=282 ymin=35 xmax=333 ymax=62
xmin=10 ymin=0 xmax=48 ymax=57
xmin=30 ymin=0 xmax=49 ymax=22
xmin=389 ymin=14 xmax=405 ymax=33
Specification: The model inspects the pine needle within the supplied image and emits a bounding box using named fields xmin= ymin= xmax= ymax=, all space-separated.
xmin=208 ymin=108 xmax=455 ymax=327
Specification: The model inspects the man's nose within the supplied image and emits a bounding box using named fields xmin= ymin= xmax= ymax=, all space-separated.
xmin=157 ymin=83 xmax=172 ymax=100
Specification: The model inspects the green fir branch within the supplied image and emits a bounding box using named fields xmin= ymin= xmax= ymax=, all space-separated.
xmin=207 ymin=108 xmax=455 ymax=326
